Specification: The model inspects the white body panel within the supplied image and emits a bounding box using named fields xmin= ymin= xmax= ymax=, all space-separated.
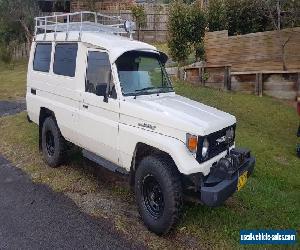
xmin=27 ymin=32 xmax=236 ymax=176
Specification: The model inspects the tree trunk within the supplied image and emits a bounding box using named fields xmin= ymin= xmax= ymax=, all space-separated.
xmin=276 ymin=29 xmax=288 ymax=71
xmin=19 ymin=19 xmax=33 ymax=55
xmin=281 ymin=44 xmax=287 ymax=71
xmin=137 ymin=25 xmax=140 ymax=41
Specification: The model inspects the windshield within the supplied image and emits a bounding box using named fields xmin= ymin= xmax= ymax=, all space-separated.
xmin=116 ymin=51 xmax=173 ymax=96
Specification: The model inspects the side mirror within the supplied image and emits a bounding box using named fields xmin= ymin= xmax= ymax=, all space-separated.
xmin=95 ymin=84 xmax=108 ymax=102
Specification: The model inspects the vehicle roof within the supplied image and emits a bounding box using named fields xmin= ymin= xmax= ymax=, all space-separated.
xmin=35 ymin=31 xmax=158 ymax=63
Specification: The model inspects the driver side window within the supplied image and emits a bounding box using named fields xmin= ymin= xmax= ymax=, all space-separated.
xmin=86 ymin=51 xmax=116 ymax=98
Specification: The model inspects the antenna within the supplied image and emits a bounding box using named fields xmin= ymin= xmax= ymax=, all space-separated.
xmin=34 ymin=11 xmax=136 ymax=40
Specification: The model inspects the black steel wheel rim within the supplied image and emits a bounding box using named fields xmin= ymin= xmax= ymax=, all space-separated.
xmin=45 ymin=130 xmax=55 ymax=156
xmin=142 ymin=174 xmax=164 ymax=219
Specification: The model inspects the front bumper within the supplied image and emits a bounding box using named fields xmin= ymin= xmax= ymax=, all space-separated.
xmin=184 ymin=148 xmax=255 ymax=207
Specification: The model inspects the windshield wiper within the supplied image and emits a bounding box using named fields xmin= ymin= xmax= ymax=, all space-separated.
xmin=131 ymin=87 xmax=156 ymax=99
xmin=136 ymin=86 xmax=173 ymax=93
xmin=135 ymin=87 xmax=157 ymax=93
xmin=125 ymin=86 xmax=174 ymax=98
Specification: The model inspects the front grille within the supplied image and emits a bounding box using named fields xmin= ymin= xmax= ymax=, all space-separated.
xmin=196 ymin=124 xmax=236 ymax=163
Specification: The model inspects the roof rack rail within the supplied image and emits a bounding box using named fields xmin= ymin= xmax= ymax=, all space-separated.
xmin=34 ymin=11 xmax=136 ymax=40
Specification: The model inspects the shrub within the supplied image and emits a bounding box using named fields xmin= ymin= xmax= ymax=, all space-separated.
xmin=225 ymin=0 xmax=269 ymax=35
xmin=194 ymin=41 xmax=205 ymax=61
xmin=188 ymin=2 xmax=206 ymax=60
xmin=167 ymin=1 xmax=191 ymax=65
xmin=167 ymin=1 xmax=206 ymax=64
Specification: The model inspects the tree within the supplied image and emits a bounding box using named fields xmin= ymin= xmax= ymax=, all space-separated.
xmin=168 ymin=0 xmax=207 ymax=64
xmin=188 ymin=1 xmax=206 ymax=60
xmin=130 ymin=4 xmax=147 ymax=41
xmin=167 ymin=1 xmax=191 ymax=64
xmin=259 ymin=0 xmax=300 ymax=70
xmin=0 ymin=0 xmax=38 ymax=50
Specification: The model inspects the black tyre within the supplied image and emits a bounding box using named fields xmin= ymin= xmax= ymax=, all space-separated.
xmin=41 ymin=116 xmax=66 ymax=167
xmin=135 ymin=155 xmax=183 ymax=235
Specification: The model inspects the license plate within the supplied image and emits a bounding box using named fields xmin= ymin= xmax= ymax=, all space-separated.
xmin=237 ymin=171 xmax=248 ymax=191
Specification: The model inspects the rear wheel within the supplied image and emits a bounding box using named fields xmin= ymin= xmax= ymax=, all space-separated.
xmin=135 ymin=155 xmax=183 ymax=235
xmin=41 ymin=116 xmax=66 ymax=167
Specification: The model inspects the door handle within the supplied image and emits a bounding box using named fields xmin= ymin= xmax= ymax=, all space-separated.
xmin=83 ymin=104 xmax=89 ymax=109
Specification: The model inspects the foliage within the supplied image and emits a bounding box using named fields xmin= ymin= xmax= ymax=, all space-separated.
xmin=188 ymin=2 xmax=206 ymax=60
xmin=167 ymin=1 xmax=191 ymax=64
xmin=130 ymin=4 xmax=147 ymax=40
xmin=0 ymin=21 xmax=25 ymax=45
xmin=206 ymin=0 xmax=300 ymax=35
xmin=194 ymin=41 xmax=205 ymax=61
xmin=130 ymin=5 xmax=147 ymax=29
xmin=0 ymin=44 xmax=12 ymax=64
xmin=0 ymin=0 xmax=38 ymax=47
xmin=224 ymin=0 xmax=269 ymax=35
xmin=259 ymin=0 xmax=300 ymax=30
xmin=206 ymin=0 xmax=227 ymax=32
xmin=167 ymin=1 xmax=206 ymax=64
xmin=0 ymin=20 xmax=24 ymax=63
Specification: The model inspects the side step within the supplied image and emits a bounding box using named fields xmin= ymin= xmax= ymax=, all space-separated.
xmin=82 ymin=149 xmax=129 ymax=175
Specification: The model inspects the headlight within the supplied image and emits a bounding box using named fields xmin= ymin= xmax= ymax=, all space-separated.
xmin=202 ymin=137 xmax=209 ymax=158
xmin=186 ymin=133 xmax=198 ymax=153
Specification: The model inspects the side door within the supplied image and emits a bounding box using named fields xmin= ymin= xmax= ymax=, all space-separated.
xmin=79 ymin=49 xmax=120 ymax=165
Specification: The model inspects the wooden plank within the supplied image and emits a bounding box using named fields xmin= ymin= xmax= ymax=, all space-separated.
xmin=224 ymin=66 xmax=229 ymax=90
xmin=255 ymin=73 xmax=263 ymax=97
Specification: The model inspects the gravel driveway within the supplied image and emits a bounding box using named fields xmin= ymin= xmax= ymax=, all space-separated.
xmin=0 ymin=100 xmax=26 ymax=117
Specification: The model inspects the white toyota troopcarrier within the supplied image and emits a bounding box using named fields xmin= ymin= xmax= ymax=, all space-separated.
xmin=26 ymin=12 xmax=255 ymax=235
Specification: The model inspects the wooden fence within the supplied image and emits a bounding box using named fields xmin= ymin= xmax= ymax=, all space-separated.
xmin=204 ymin=27 xmax=300 ymax=72
xmin=184 ymin=65 xmax=300 ymax=100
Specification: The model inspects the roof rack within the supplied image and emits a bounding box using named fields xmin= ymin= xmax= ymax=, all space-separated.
xmin=34 ymin=11 xmax=136 ymax=40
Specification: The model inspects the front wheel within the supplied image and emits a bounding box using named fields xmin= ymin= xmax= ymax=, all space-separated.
xmin=135 ymin=155 xmax=183 ymax=235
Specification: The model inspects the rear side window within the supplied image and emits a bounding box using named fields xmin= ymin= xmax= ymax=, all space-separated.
xmin=53 ymin=43 xmax=78 ymax=77
xmin=33 ymin=43 xmax=52 ymax=72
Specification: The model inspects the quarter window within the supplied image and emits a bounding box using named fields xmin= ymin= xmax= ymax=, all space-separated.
xmin=53 ymin=43 xmax=78 ymax=77
xmin=33 ymin=43 xmax=52 ymax=72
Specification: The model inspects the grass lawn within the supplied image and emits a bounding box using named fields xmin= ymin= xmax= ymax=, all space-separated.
xmin=0 ymin=63 xmax=299 ymax=248
xmin=0 ymin=60 xmax=27 ymax=100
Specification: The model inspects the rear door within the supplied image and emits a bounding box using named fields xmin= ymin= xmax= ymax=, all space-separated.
xmin=78 ymin=49 xmax=120 ymax=165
